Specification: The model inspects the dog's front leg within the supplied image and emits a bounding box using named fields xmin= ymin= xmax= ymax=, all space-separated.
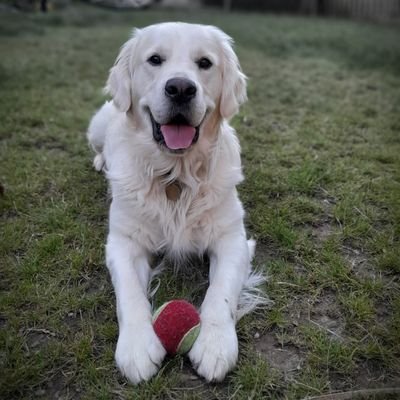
xmin=106 ymin=232 xmax=166 ymax=384
xmin=189 ymin=229 xmax=249 ymax=382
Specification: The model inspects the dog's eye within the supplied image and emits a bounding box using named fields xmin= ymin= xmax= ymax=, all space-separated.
xmin=148 ymin=54 xmax=163 ymax=66
xmin=197 ymin=57 xmax=212 ymax=70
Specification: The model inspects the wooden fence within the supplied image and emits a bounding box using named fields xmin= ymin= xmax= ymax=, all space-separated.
xmin=301 ymin=0 xmax=400 ymax=20
xmin=209 ymin=0 xmax=400 ymax=20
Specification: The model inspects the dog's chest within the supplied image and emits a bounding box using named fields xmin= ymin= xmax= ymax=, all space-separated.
xmin=140 ymin=181 xmax=215 ymax=254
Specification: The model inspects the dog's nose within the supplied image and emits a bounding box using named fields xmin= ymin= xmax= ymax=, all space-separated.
xmin=165 ymin=78 xmax=197 ymax=103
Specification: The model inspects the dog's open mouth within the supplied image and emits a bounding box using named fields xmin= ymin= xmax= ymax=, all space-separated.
xmin=150 ymin=113 xmax=200 ymax=151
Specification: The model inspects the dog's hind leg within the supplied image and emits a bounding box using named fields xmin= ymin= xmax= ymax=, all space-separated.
xmin=87 ymin=101 xmax=117 ymax=171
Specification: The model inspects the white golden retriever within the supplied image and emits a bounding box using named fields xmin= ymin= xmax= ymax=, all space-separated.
xmin=87 ymin=22 xmax=264 ymax=384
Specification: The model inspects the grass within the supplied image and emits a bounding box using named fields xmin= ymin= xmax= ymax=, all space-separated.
xmin=1 ymin=3 xmax=400 ymax=399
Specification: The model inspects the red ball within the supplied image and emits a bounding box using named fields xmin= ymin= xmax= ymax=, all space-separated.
xmin=152 ymin=300 xmax=200 ymax=355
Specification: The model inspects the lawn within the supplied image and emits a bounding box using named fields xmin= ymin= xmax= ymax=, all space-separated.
xmin=1 ymin=3 xmax=400 ymax=399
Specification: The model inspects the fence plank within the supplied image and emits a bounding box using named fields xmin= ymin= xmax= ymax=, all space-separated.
xmin=319 ymin=0 xmax=400 ymax=20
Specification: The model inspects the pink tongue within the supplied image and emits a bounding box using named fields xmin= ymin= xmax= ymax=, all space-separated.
xmin=160 ymin=125 xmax=196 ymax=150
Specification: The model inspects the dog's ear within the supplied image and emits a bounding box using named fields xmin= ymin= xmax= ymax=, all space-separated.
xmin=217 ymin=30 xmax=247 ymax=120
xmin=105 ymin=29 xmax=140 ymax=113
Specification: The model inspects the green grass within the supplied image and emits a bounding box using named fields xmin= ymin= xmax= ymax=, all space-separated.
xmin=1 ymin=3 xmax=400 ymax=399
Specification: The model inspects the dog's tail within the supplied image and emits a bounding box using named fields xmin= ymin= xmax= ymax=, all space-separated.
xmin=237 ymin=239 xmax=272 ymax=320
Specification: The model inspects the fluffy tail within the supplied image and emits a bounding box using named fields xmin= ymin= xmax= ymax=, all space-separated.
xmin=237 ymin=239 xmax=272 ymax=320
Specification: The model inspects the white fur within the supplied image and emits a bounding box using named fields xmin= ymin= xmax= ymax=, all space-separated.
xmin=87 ymin=22 xmax=265 ymax=384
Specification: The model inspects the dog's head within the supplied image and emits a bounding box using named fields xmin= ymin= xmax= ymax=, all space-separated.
xmin=105 ymin=22 xmax=247 ymax=154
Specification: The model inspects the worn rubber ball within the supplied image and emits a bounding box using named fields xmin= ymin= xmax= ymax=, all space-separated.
xmin=152 ymin=300 xmax=200 ymax=355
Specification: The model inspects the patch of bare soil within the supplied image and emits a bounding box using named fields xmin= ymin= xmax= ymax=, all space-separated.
xmin=353 ymin=360 xmax=400 ymax=390
xmin=252 ymin=239 xmax=281 ymax=266
xmin=255 ymin=334 xmax=303 ymax=379
xmin=23 ymin=327 xmax=57 ymax=355
xmin=310 ymin=290 xmax=346 ymax=342
xmin=312 ymin=221 xmax=335 ymax=243
xmin=342 ymin=245 xmax=377 ymax=280
xmin=176 ymin=362 xmax=230 ymax=399
xmin=35 ymin=373 xmax=82 ymax=400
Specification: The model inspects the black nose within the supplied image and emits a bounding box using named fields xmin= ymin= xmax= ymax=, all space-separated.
xmin=165 ymin=78 xmax=197 ymax=104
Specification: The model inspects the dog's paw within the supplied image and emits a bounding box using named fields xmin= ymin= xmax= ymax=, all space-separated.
xmin=93 ymin=153 xmax=105 ymax=172
xmin=115 ymin=323 xmax=166 ymax=384
xmin=188 ymin=320 xmax=238 ymax=382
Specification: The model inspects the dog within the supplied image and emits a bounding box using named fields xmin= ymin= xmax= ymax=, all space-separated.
xmin=87 ymin=22 xmax=265 ymax=384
